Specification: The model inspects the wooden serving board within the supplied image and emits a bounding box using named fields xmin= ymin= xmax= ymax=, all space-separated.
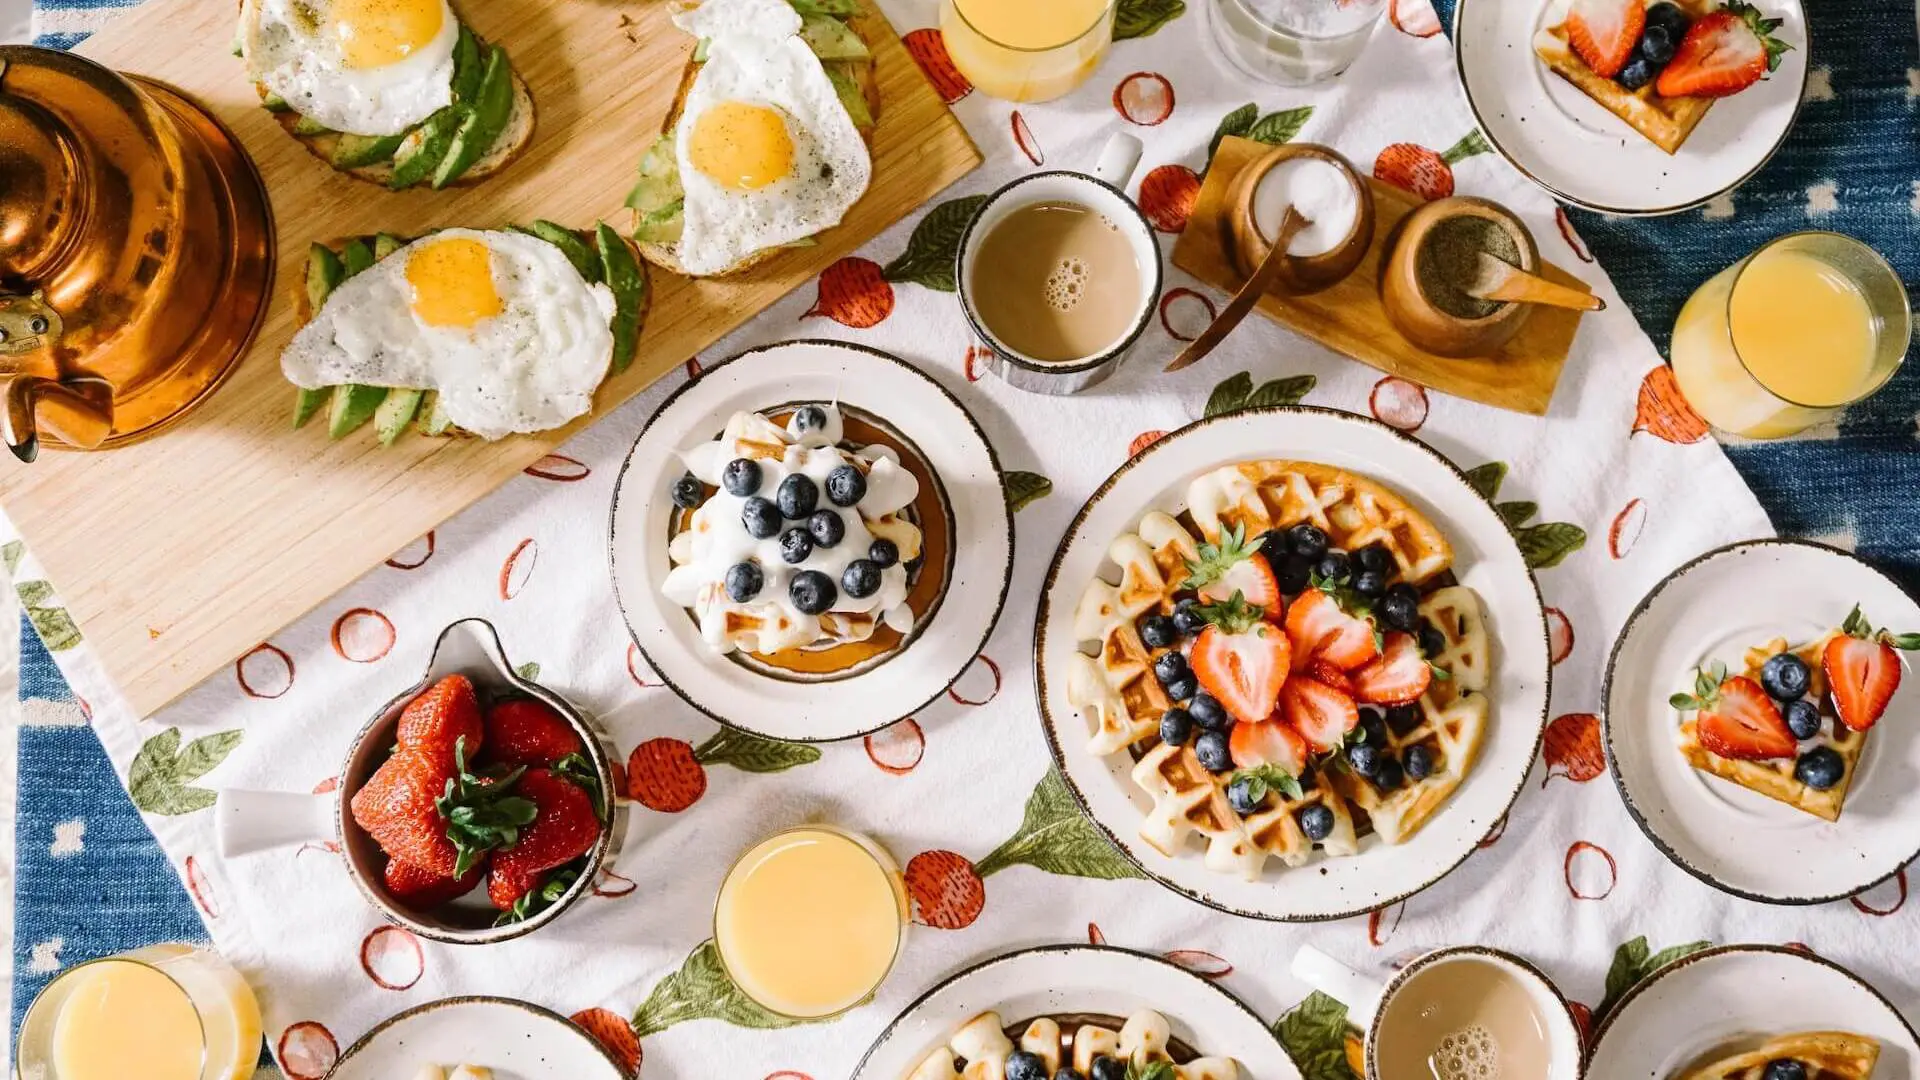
xmin=1172 ymin=136 xmax=1591 ymax=416
xmin=0 ymin=0 xmax=980 ymax=717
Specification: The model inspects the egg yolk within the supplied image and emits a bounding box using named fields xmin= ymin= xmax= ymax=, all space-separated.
xmin=688 ymin=101 xmax=795 ymax=190
xmin=406 ymin=238 xmax=502 ymax=328
xmin=329 ymin=0 xmax=444 ymax=69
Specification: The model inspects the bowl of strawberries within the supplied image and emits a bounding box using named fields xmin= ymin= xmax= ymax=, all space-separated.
xmin=216 ymin=618 xmax=620 ymax=943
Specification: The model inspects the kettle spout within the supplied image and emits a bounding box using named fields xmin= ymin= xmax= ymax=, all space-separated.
xmin=2 ymin=375 xmax=113 ymax=462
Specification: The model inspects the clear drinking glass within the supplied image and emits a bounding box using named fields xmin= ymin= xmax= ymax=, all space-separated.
xmin=1208 ymin=0 xmax=1388 ymax=84
xmin=16 ymin=944 xmax=264 ymax=1080
xmin=939 ymin=0 xmax=1118 ymax=103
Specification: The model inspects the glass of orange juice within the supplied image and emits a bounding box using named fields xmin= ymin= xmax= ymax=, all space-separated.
xmin=939 ymin=0 xmax=1117 ymax=103
xmin=1669 ymin=232 xmax=1909 ymax=439
xmin=15 ymin=943 xmax=263 ymax=1080
xmin=712 ymin=825 xmax=910 ymax=1020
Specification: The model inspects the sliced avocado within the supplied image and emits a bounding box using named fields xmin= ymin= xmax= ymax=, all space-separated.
xmin=262 ymin=91 xmax=291 ymax=112
xmin=520 ymin=221 xmax=603 ymax=283
xmin=389 ymin=107 xmax=463 ymax=189
xmin=374 ymin=388 xmax=424 ymax=445
xmin=419 ymin=394 xmax=454 ymax=436
xmin=450 ymin=24 xmax=484 ymax=103
xmin=634 ymin=199 xmax=685 ymax=245
xmin=597 ymin=222 xmax=645 ymax=375
xmin=292 ymin=387 xmax=332 ymax=430
xmin=825 ymin=64 xmax=871 ymax=128
xmin=306 ymin=242 xmax=346 ymax=313
xmin=788 ymin=0 xmax=858 ymax=16
xmin=431 ymin=45 xmax=514 ymax=189
xmin=626 ymin=135 xmax=686 ymax=243
xmin=328 ymin=384 xmax=388 ymax=439
xmin=332 ymin=132 xmax=405 ymax=169
xmin=373 ymin=232 xmax=405 ymax=259
xmin=292 ymin=114 xmax=333 ymax=137
xmin=340 ymin=237 xmax=375 ymax=278
xmin=800 ymin=14 xmax=868 ymax=59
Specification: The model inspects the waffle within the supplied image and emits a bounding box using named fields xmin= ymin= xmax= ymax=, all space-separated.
xmin=1677 ymin=633 xmax=1862 ymax=821
xmin=1678 ymin=1031 xmax=1881 ymax=1080
xmin=1532 ymin=0 xmax=1717 ymax=155
xmin=1188 ymin=461 xmax=1453 ymax=586
xmin=907 ymin=1010 xmax=1239 ymax=1080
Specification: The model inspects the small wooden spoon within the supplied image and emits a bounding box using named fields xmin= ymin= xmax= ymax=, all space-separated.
xmin=1165 ymin=208 xmax=1312 ymax=373
xmin=1465 ymin=251 xmax=1606 ymax=312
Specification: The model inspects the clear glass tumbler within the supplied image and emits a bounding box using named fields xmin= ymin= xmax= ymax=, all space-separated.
xmin=939 ymin=0 xmax=1118 ymax=103
xmin=16 ymin=943 xmax=263 ymax=1080
xmin=1208 ymin=0 xmax=1388 ymax=84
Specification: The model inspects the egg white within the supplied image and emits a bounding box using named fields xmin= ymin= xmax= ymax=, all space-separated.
xmin=242 ymin=0 xmax=458 ymax=137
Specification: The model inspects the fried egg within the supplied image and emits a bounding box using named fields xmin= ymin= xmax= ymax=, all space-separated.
xmin=671 ymin=0 xmax=872 ymax=275
xmin=281 ymin=230 xmax=617 ymax=440
xmin=242 ymin=0 xmax=458 ymax=136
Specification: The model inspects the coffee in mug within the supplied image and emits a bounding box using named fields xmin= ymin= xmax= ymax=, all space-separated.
xmin=967 ymin=201 xmax=1144 ymax=364
xmin=1374 ymin=956 xmax=1555 ymax=1079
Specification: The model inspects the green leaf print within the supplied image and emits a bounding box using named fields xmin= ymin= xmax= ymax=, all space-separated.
xmin=514 ymin=661 xmax=542 ymax=681
xmin=1462 ymin=461 xmax=1507 ymax=501
xmin=16 ymin=579 xmax=54 ymax=608
xmin=693 ymin=727 xmax=821 ymax=773
xmin=1113 ymin=0 xmax=1186 ymax=40
xmin=881 ymin=195 xmax=988 ymax=292
xmin=1204 ymin=371 xmax=1316 ymax=418
xmin=1462 ymin=462 xmax=1588 ymax=570
xmin=1246 ymin=106 xmax=1314 ymax=147
xmin=2 ymin=539 xmax=23 ymax=575
xmin=1274 ymin=991 xmax=1359 ymax=1080
xmin=974 ymin=769 xmax=1142 ymax=880
xmin=128 ymin=728 xmax=245 ymax=815
xmin=1206 ymin=104 xmax=1258 ymax=166
xmin=23 ymin=600 xmax=81 ymax=651
xmin=1495 ymin=501 xmax=1538 ymax=529
xmin=631 ymin=939 xmax=813 ymax=1037
xmin=1597 ymin=935 xmax=1710 ymax=1020
xmin=1004 ymin=471 xmax=1053 ymax=513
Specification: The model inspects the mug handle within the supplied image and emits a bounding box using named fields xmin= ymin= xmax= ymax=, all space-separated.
xmin=1091 ymin=133 xmax=1144 ymax=190
xmin=1291 ymin=944 xmax=1389 ymax=1032
xmin=214 ymin=789 xmax=334 ymax=857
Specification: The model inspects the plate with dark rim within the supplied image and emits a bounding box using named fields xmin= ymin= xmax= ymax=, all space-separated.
xmin=1034 ymin=406 xmax=1550 ymax=922
xmin=1602 ymin=538 xmax=1920 ymax=904
xmin=1586 ymin=943 xmax=1920 ymax=1077
xmin=850 ymin=944 xmax=1300 ymax=1080
xmin=325 ymin=995 xmax=628 ymax=1079
xmin=609 ymin=340 xmax=1013 ymax=743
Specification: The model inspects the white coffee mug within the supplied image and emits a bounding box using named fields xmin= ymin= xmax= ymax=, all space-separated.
xmin=1291 ymin=944 xmax=1586 ymax=1079
xmin=955 ymin=132 xmax=1164 ymax=395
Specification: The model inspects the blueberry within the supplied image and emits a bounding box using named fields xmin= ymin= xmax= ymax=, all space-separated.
xmin=1372 ymin=755 xmax=1405 ymax=791
xmin=1314 ymin=551 xmax=1351 ymax=583
xmin=868 ymin=538 xmax=899 ymax=568
xmin=1227 ymin=776 xmax=1264 ymax=815
xmin=1783 ymin=699 xmax=1822 ymax=741
xmin=1054 ymin=1070 xmax=1086 ymax=1080
xmin=1640 ymin=22 xmax=1674 ymax=62
xmin=1140 ymin=615 xmax=1177 ymax=649
xmin=842 ymin=559 xmax=882 ymax=599
xmin=1352 ymin=570 xmax=1387 ymax=599
xmin=1385 ymin=702 xmax=1422 ymax=735
xmin=1354 ymin=544 xmax=1393 ymax=576
xmin=825 ymin=464 xmax=866 ymax=507
xmin=1006 ymin=1052 xmax=1048 ymax=1080
xmin=1153 ymin=651 xmax=1189 ymax=686
xmin=670 ymin=473 xmax=705 ymax=508
xmin=1617 ymin=55 xmax=1658 ymax=90
xmin=723 ymin=561 xmax=763 ymax=602
xmin=1276 ymin=553 xmax=1313 ymax=595
xmin=778 ymin=527 xmax=814 ymax=564
xmin=1172 ymin=598 xmax=1207 ymax=636
xmin=1286 ymin=523 xmax=1329 ymax=560
xmin=1379 ymin=583 xmax=1421 ymax=632
xmin=1090 ymin=1057 xmax=1126 ymax=1080
xmin=721 ymin=458 xmax=762 ymax=497
xmin=1194 ymin=731 xmax=1233 ymax=773
xmin=1405 ymin=744 xmax=1435 ymax=780
xmin=1359 ymin=708 xmax=1388 ymax=747
xmin=1794 ymin=747 xmax=1844 ymax=791
xmin=789 ymin=570 xmax=836 ymax=615
xmin=1164 ymin=674 xmax=1199 ymax=703
xmin=776 ymin=474 xmax=819 ymax=519
xmin=1762 ymin=1062 xmax=1808 ymax=1080
xmin=1418 ymin=620 xmax=1448 ymax=657
xmin=1298 ymin=804 xmax=1335 ymax=841
xmin=741 ymin=497 xmax=782 ymax=539
xmin=808 ymin=509 xmax=845 ymax=548
xmin=1189 ymin=693 xmax=1231 ymax=731
xmin=1647 ymin=1 xmax=1690 ymax=38
xmin=1346 ymin=742 xmax=1381 ymax=778
xmin=1760 ymin=652 xmax=1812 ymax=701
xmin=791 ymin=405 xmax=830 ymax=435
xmin=1160 ymin=708 xmax=1194 ymax=746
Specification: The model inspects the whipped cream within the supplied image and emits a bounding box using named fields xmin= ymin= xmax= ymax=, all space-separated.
xmin=663 ymin=405 xmax=923 ymax=655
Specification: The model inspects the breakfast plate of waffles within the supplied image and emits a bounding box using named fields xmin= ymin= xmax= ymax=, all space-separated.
xmin=1036 ymin=406 xmax=1550 ymax=921
xmin=610 ymin=340 xmax=1013 ymax=742
xmin=1603 ymin=539 xmax=1920 ymax=904
xmin=326 ymin=995 xmax=629 ymax=1079
xmin=1585 ymin=943 xmax=1920 ymax=1079
xmin=850 ymin=944 xmax=1298 ymax=1080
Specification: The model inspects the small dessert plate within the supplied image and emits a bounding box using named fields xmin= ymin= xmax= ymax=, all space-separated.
xmin=1586 ymin=944 xmax=1920 ymax=1077
xmin=1603 ymin=539 xmax=1920 ymax=903
xmin=851 ymin=944 xmax=1300 ymax=1080
xmin=1454 ymin=0 xmax=1809 ymax=214
xmin=327 ymin=996 xmax=629 ymax=1080
xmin=610 ymin=340 xmax=1012 ymax=742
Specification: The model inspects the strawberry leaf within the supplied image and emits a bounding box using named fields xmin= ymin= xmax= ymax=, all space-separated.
xmin=1670 ymin=692 xmax=1703 ymax=711
xmin=1193 ymin=591 xmax=1266 ymax=633
xmin=1887 ymin=632 xmax=1920 ymax=651
xmin=438 ymin=736 xmax=538 ymax=876
xmin=1128 ymin=1059 xmax=1177 ymax=1080
xmin=1233 ymin=764 xmax=1303 ymax=802
xmin=497 ymin=864 xmax=581 ymax=925
xmin=1182 ymin=523 xmax=1263 ymax=590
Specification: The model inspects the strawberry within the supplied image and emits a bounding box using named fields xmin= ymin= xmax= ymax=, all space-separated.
xmin=1352 ymin=632 xmax=1434 ymax=705
xmin=487 ymin=768 xmax=602 ymax=911
xmin=1655 ymin=1 xmax=1791 ymax=99
xmin=1308 ymin=661 xmax=1355 ymax=696
xmin=382 ymin=856 xmax=482 ymax=911
xmin=395 ymin=674 xmax=484 ymax=763
xmin=350 ymin=740 xmax=536 ymax=877
xmin=1284 ymin=588 xmax=1380 ymax=671
xmin=487 ymin=862 xmax=545 ymax=911
xmin=1282 ymin=676 xmax=1361 ymax=753
xmin=1230 ymin=716 xmax=1310 ymax=774
xmin=1183 ymin=525 xmax=1282 ymax=610
xmin=1565 ymin=0 xmax=1646 ymax=78
xmin=1822 ymin=605 xmax=1920 ymax=732
xmin=482 ymin=698 xmax=584 ymax=768
xmin=1672 ymin=669 xmax=1794 ymax=760
xmin=1190 ymin=594 xmax=1291 ymax=724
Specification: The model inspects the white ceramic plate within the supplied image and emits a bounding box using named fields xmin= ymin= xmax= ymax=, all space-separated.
xmin=852 ymin=945 xmax=1300 ymax=1080
xmin=328 ymin=997 xmax=628 ymax=1080
xmin=610 ymin=340 xmax=1013 ymax=743
xmin=1587 ymin=944 xmax=1920 ymax=1077
xmin=1603 ymin=539 xmax=1920 ymax=903
xmin=1035 ymin=407 xmax=1551 ymax=922
xmin=1454 ymin=0 xmax=1809 ymax=214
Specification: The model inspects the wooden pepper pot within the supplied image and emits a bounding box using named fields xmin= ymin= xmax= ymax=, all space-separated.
xmin=1225 ymin=143 xmax=1374 ymax=296
xmin=1380 ymin=197 xmax=1540 ymax=359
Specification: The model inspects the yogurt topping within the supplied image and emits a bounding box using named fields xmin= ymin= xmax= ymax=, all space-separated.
xmin=664 ymin=405 xmax=922 ymax=655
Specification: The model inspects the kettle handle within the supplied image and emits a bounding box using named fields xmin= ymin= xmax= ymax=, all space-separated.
xmin=3 ymin=375 xmax=113 ymax=462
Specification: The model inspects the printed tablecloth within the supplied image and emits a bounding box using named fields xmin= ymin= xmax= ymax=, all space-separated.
xmin=8 ymin=0 xmax=1919 ymax=1076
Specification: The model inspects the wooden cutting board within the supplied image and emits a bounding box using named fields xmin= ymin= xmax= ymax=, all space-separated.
xmin=0 ymin=0 xmax=980 ymax=717
xmin=1172 ymin=136 xmax=1592 ymax=416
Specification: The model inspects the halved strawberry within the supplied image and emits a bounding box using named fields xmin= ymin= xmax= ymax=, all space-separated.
xmin=1307 ymin=661 xmax=1355 ymax=696
xmin=1655 ymin=1 xmax=1791 ymax=99
xmin=1822 ymin=604 xmax=1920 ymax=732
xmin=1183 ymin=525 xmax=1282 ymax=610
xmin=1352 ymin=632 xmax=1433 ymax=705
xmin=1230 ymin=717 xmax=1309 ymax=774
xmin=1191 ymin=595 xmax=1291 ymax=724
xmin=1284 ymin=588 xmax=1379 ymax=671
xmin=1282 ymin=676 xmax=1361 ymax=753
xmin=1565 ymin=0 xmax=1646 ymax=78
xmin=1674 ymin=672 xmax=1795 ymax=760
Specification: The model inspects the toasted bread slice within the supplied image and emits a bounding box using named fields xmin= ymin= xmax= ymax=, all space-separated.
xmin=1533 ymin=0 xmax=1715 ymax=154
xmin=633 ymin=9 xmax=881 ymax=277
xmin=1678 ymin=1031 xmax=1880 ymax=1080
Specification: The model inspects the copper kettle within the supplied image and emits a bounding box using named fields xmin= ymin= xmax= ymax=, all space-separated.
xmin=0 ymin=46 xmax=272 ymax=462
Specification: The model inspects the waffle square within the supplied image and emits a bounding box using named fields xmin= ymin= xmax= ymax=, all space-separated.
xmin=1677 ymin=1031 xmax=1880 ymax=1080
